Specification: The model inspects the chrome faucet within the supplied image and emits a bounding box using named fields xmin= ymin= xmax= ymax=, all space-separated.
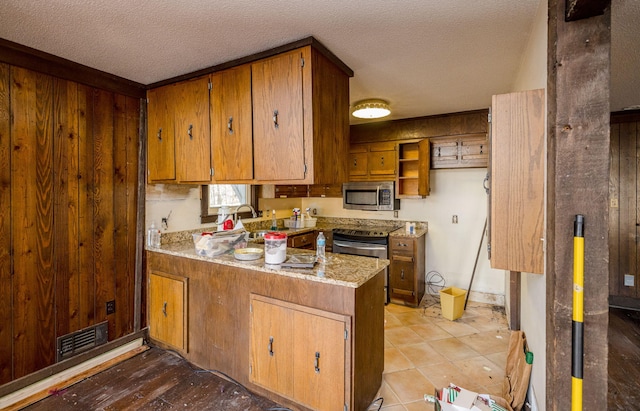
xmin=233 ymin=204 xmax=257 ymax=225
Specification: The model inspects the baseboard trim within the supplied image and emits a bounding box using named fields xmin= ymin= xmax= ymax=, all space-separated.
xmin=0 ymin=336 xmax=147 ymax=410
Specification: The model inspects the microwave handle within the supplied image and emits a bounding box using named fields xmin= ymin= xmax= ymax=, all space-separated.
xmin=376 ymin=186 xmax=380 ymax=206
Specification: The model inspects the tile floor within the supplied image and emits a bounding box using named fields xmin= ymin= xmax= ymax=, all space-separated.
xmin=369 ymin=297 xmax=511 ymax=410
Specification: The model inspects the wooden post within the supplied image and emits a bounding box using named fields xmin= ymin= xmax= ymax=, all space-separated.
xmin=547 ymin=1 xmax=610 ymax=410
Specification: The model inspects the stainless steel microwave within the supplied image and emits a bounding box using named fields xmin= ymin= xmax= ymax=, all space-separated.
xmin=342 ymin=181 xmax=400 ymax=211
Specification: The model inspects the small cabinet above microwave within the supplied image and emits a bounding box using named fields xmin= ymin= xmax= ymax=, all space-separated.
xmin=343 ymin=181 xmax=400 ymax=211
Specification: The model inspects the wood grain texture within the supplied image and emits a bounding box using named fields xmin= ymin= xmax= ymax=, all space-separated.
xmin=146 ymin=85 xmax=176 ymax=182
xmin=11 ymin=67 xmax=55 ymax=378
xmin=490 ymin=89 xmax=545 ymax=274
xmin=174 ymin=76 xmax=211 ymax=183
xmin=77 ymin=84 xmax=96 ymax=329
xmin=147 ymin=251 xmax=383 ymax=411
xmin=252 ymin=49 xmax=305 ymax=181
xmin=53 ymin=78 xmax=79 ymax=337
xmin=0 ymin=63 xmax=12 ymax=384
xmin=350 ymin=110 xmax=489 ymax=144
xmin=211 ymin=65 xmax=253 ymax=182
xmin=547 ymin=1 xmax=611 ymax=409
xmin=92 ymin=89 xmax=116 ymax=338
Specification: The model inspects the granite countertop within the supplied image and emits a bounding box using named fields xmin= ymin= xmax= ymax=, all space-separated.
xmin=148 ymin=241 xmax=389 ymax=289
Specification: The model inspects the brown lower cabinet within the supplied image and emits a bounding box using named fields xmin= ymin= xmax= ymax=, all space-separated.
xmin=250 ymin=295 xmax=349 ymax=411
xmin=148 ymin=271 xmax=188 ymax=353
xmin=146 ymin=250 xmax=384 ymax=411
xmin=389 ymin=233 xmax=426 ymax=307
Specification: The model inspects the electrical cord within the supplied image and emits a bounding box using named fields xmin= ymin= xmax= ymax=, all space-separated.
xmin=420 ymin=270 xmax=446 ymax=312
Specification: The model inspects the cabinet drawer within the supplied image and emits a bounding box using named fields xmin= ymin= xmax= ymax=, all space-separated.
xmin=390 ymin=237 xmax=414 ymax=253
xmin=287 ymin=232 xmax=316 ymax=249
xmin=390 ymin=260 xmax=415 ymax=291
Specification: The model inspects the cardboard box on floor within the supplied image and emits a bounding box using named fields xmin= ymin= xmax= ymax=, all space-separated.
xmin=435 ymin=331 xmax=533 ymax=411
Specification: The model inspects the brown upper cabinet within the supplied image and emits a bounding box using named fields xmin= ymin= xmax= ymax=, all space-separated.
xmin=147 ymin=76 xmax=212 ymax=183
xmin=148 ymin=40 xmax=351 ymax=185
xmin=251 ymin=46 xmax=350 ymax=184
xmin=430 ymin=133 xmax=488 ymax=169
xmin=349 ymin=142 xmax=397 ymax=181
xmin=210 ymin=64 xmax=253 ymax=182
xmin=489 ymin=89 xmax=545 ymax=274
xmin=396 ymin=139 xmax=430 ymax=198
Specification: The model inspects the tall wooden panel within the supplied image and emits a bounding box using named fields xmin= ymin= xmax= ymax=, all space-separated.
xmin=11 ymin=67 xmax=56 ymax=378
xmin=77 ymin=84 xmax=97 ymax=329
xmin=53 ymin=78 xmax=80 ymax=337
xmin=489 ymin=89 xmax=545 ymax=274
xmin=114 ymin=94 xmax=139 ymax=338
xmin=92 ymin=89 xmax=117 ymax=338
xmin=609 ymin=113 xmax=640 ymax=304
xmin=0 ymin=63 xmax=12 ymax=384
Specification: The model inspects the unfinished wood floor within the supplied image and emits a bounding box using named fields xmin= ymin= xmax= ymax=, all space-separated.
xmin=23 ymin=347 xmax=284 ymax=411
xmin=608 ymin=307 xmax=640 ymax=411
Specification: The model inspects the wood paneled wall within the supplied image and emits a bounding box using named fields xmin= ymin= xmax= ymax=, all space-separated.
xmin=0 ymin=63 xmax=140 ymax=383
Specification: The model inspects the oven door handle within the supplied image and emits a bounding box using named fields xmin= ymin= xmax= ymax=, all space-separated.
xmin=333 ymin=241 xmax=387 ymax=252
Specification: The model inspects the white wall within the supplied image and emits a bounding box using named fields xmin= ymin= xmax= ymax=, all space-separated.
xmin=302 ymin=168 xmax=505 ymax=303
xmin=510 ymin=0 xmax=548 ymax=409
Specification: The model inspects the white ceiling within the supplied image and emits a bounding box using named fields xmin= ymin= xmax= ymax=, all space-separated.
xmin=0 ymin=0 xmax=637 ymax=123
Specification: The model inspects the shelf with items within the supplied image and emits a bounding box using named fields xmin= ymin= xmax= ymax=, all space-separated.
xmin=396 ymin=139 xmax=430 ymax=198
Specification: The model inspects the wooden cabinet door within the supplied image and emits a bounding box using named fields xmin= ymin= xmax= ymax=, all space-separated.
xmin=250 ymin=298 xmax=294 ymax=397
xmin=252 ymin=49 xmax=305 ymax=181
xmin=390 ymin=258 xmax=415 ymax=294
xmin=148 ymin=271 xmax=188 ymax=352
xmin=349 ymin=152 xmax=368 ymax=177
xmin=490 ymin=89 xmax=544 ymax=274
xmin=174 ymin=76 xmax=211 ymax=183
xmin=147 ymin=85 xmax=176 ymax=181
xmin=210 ymin=65 xmax=253 ymax=181
xmin=292 ymin=310 xmax=346 ymax=411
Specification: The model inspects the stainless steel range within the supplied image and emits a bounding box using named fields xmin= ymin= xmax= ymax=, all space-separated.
xmin=332 ymin=227 xmax=392 ymax=304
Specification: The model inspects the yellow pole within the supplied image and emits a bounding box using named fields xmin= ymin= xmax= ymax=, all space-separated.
xmin=572 ymin=215 xmax=584 ymax=411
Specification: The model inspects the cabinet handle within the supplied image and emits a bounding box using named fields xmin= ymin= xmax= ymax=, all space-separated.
xmin=483 ymin=173 xmax=490 ymax=194
xmin=273 ymin=110 xmax=279 ymax=128
xmin=401 ymin=269 xmax=405 ymax=280
xmin=227 ymin=116 xmax=233 ymax=134
xmin=187 ymin=124 xmax=193 ymax=140
xmin=314 ymin=351 xmax=320 ymax=373
xmin=268 ymin=336 xmax=274 ymax=357
xmin=162 ymin=301 xmax=167 ymax=317
xmin=353 ymin=158 xmax=357 ymax=167
xmin=157 ymin=128 xmax=162 ymax=141
xmin=380 ymin=156 xmax=384 ymax=165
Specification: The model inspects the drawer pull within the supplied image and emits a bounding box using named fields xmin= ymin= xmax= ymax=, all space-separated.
xmin=314 ymin=351 xmax=320 ymax=373
xmin=227 ymin=116 xmax=233 ymax=134
xmin=162 ymin=301 xmax=167 ymax=317
xmin=401 ymin=269 xmax=404 ymax=280
xmin=268 ymin=336 xmax=274 ymax=357
xmin=157 ymin=128 xmax=163 ymax=141
xmin=187 ymin=124 xmax=193 ymax=140
xmin=273 ymin=110 xmax=279 ymax=128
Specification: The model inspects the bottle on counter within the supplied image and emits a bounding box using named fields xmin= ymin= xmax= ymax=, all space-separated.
xmin=316 ymin=231 xmax=326 ymax=263
xmin=147 ymin=221 xmax=161 ymax=248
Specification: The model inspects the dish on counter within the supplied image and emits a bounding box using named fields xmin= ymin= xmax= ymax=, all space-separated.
xmin=234 ymin=248 xmax=264 ymax=261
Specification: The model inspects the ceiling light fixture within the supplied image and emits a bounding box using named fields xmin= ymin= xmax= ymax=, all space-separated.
xmin=351 ymin=99 xmax=391 ymax=119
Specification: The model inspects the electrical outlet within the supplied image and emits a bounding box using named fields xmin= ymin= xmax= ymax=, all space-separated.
xmin=394 ymin=211 xmax=398 ymax=218
xmin=106 ymin=300 xmax=116 ymax=315
xmin=452 ymin=215 xmax=458 ymax=224
xmin=624 ymin=274 xmax=635 ymax=287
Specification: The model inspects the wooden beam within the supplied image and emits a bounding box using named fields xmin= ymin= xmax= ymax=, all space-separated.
xmin=547 ymin=0 xmax=610 ymax=410
xmin=565 ymin=0 xmax=610 ymax=21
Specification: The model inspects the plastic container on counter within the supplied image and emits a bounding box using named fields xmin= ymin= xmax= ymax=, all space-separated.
xmin=264 ymin=231 xmax=287 ymax=264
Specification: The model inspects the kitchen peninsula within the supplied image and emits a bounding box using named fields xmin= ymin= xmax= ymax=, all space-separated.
xmin=146 ymin=240 xmax=387 ymax=411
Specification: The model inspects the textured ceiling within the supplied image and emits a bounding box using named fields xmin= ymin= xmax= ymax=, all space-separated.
xmin=0 ymin=0 xmax=637 ymax=123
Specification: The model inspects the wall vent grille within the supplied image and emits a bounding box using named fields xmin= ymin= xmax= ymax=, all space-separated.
xmin=56 ymin=321 xmax=108 ymax=362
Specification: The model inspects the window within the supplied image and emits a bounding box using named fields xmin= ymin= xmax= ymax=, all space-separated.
xmin=200 ymin=184 xmax=258 ymax=224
